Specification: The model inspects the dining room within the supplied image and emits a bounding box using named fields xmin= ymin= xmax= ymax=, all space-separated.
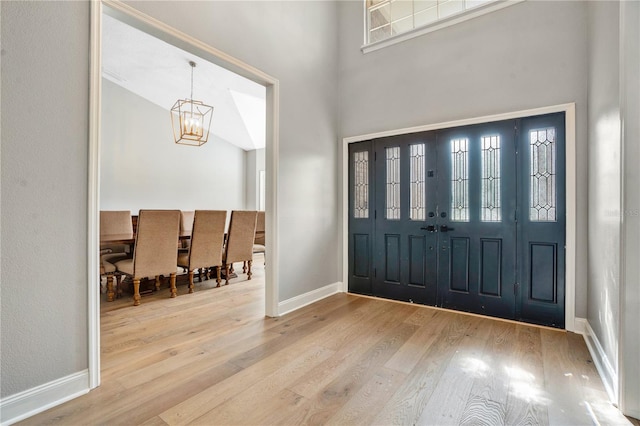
xmin=99 ymin=12 xmax=267 ymax=308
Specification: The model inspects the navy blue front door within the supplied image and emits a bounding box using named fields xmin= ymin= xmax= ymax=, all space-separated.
xmin=347 ymin=113 xmax=566 ymax=328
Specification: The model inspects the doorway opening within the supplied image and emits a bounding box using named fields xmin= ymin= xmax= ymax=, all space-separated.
xmin=88 ymin=1 xmax=280 ymax=389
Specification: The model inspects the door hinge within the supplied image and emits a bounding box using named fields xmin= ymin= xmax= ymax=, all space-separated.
xmin=514 ymin=209 xmax=518 ymax=223
xmin=373 ymin=268 xmax=377 ymax=277
xmin=514 ymin=282 xmax=520 ymax=295
xmin=374 ymin=210 xmax=377 ymax=219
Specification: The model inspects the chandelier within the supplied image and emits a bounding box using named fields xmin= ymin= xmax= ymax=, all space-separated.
xmin=171 ymin=60 xmax=214 ymax=146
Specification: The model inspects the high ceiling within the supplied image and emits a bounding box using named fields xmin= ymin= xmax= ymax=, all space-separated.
xmin=102 ymin=14 xmax=266 ymax=151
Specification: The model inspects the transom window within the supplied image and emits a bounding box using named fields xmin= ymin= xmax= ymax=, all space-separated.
xmin=366 ymin=0 xmax=498 ymax=45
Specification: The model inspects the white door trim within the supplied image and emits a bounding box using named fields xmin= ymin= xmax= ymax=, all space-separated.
xmin=341 ymin=103 xmax=578 ymax=332
xmin=88 ymin=0 xmax=280 ymax=390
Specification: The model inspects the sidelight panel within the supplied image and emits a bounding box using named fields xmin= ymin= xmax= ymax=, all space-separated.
xmin=353 ymin=151 xmax=369 ymax=219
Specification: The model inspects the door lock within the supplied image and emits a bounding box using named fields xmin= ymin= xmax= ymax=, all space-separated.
xmin=440 ymin=225 xmax=454 ymax=233
xmin=420 ymin=225 xmax=437 ymax=233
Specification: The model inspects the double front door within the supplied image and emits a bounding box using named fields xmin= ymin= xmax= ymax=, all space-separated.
xmin=348 ymin=113 xmax=565 ymax=328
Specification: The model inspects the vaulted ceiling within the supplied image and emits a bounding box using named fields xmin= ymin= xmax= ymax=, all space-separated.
xmin=102 ymin=14 xmax=266 ymax=151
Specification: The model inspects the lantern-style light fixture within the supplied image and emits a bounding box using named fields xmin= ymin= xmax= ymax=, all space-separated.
xmin=171 ymin=60 xmax=214 ymax=146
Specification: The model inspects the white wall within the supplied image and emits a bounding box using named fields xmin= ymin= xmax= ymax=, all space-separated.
xmin=1 ymin=1 xmax=90 ymax=398
xmin=338 ymin=0 xmax=589 ymax=318
xmin=586 ymin=0 xmax=621 ymax=399
xmin=245 ymin=148 xmax=265 ymax=211
xmin=101 ymin=78 xmax=246 ymax=213
xmin=125 ymin=1 xmax=341 ymax=301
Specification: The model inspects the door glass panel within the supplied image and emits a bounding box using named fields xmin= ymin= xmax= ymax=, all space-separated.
xmin=481 ymin=135 xmax=501 ymax=222
xmin=451 ymin=138 xmax=469 ymax=222
xmin=386 ymin=146 xmax=401 ymax=220
xmin=529 ymin=127 xmax=556 ymax=221
xmin=410 ymin=143 xmax=426 ymax=220
xmin=353 ymin=151 xmax=369 ymax=219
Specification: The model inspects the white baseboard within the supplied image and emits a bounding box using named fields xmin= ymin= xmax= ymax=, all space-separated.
xmin=0 ymin=370 xmax=89 ymax=426
xmin=278 ymin=282 xmax=343 ymax=316
xmin=577 ymin=318 xmax=618 ymax=404
xmin=573 ymin=317 xmax=588 ymax=335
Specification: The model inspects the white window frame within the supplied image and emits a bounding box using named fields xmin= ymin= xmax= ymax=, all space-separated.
xmin=362 ymin=0 xmax=525 ymax=54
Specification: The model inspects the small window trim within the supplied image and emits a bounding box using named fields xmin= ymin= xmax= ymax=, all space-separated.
xmin=362 ymin=0 xmax=525 ymax=54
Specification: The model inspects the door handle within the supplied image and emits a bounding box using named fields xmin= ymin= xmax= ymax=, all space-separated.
xmin=420 ymin=225 xmax=437 ymax=233
xmin=440 ymin=225 xmax=454 ymax=233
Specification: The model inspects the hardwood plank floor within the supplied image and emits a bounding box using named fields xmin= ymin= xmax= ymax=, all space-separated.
xmin=21 ymin=255 xmax=637 ymax=425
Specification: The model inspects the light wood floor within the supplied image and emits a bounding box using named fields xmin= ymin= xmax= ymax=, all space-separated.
xmin=22 ymin=256 xmax=637 ymax=425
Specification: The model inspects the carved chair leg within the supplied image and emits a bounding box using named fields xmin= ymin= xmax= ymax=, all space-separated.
xmin=243 ymin=261 xmax=247 ymax=274
xmin=224 ymin=263 xmax=230 ymax=285
xmin=188 ymin=270 xmax=195 ymax=294
xmin=229 ymin=263 xmax=234 ymax=274
xmin=106 ymin=275 xmax=115 ymax=302
xmin=116 ymin=274 xmax=123 ymax=298
xmin=216 ymin=266 xmax=221 ymax=287
xmin=198 ymin=268 xmax=203 ymax=282
xmin=155 ymin=275 xmax=161 ymax=292
xmin=133 ymin=278 xmax=141 ymax=306
xmin=170 ymin=272 xmax=177 ymax=298
xmin=247 ymin=260 xmax=253 ymax=280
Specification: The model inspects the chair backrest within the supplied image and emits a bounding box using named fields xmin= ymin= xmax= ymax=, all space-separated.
xmin=225 ymin=210 xmax=258 ymax=264
xmin=132 ymin=210 xmax=181 ymax=279
xmin=254 ymin=211 xmax=265 ymax=245
xmin=180 ymin=211 xmax=195 ymax=233
xmin=100 ymin=210 xmax=133 ymax=236
xmin=188 ymin=210 xmax=227 ymax=269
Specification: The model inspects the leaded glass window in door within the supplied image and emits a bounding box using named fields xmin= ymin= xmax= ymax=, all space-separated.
xmin=353 ymin=151 xmax=369 ymax=219
xmin=481 ymin=135 xmax=501 ymax=222
xmin=451 ymin=138 xmax=469 ymax=222
xmin=386 ymin=146 xmax=401 ymax=220
xmin=529 ymin=127 xmax=556 ymax=221
xmin=410 ymin=143 xmax=426 ymax=220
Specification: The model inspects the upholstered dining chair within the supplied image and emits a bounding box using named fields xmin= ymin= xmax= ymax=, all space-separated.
xmin=177 ymin=210 xmax=227 ymax=292
xmin=100 ymin=210 xmax=133 ymax=301
xmin=179 ymin=210 xmax=195 ymax=253
xmin=252 ymin=210 xmax=265 ymax=264
xmin=222 ymin=210 xmax=258 ymax=285
xmin=100 ymin=210 xmax=133 ymax=262
xmin=115 ymin=210 xmax=181 ymax=306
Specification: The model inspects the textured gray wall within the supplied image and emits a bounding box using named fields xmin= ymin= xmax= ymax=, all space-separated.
xmin=586 ymin=0 xmax=621 ymax=385
xmin=101 ymin=79 xmax=247 ymax=213
xmin=338 ymin=0 xmax=589 ymax=318
xmin=1 ymin=1 xmax=90 ymax=397
xmin=125 ymin=1 xmax=341 ymax=301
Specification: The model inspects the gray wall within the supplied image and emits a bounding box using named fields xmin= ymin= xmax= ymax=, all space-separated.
xmin=101 ymin=78 xmax=247 ymax=213
xmin=338 ymin=0 xmax=589 ymax=318
xmin=125 ymin=1 xmax=341 ymax=301
xmin=586 ymin=0 xmax=621 ymax=386
xmin=1 ymin=1 xmax=90 ymax=397
xmin=619 ymin=0 xmax=640 ymax=417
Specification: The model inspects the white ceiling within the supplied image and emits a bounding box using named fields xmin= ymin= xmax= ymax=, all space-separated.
xmin=102 ymin=14 xmax=266 ymax=151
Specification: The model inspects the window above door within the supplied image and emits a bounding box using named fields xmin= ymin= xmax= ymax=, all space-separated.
xmin=363 ymin=0 xmax=524 ymax=53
